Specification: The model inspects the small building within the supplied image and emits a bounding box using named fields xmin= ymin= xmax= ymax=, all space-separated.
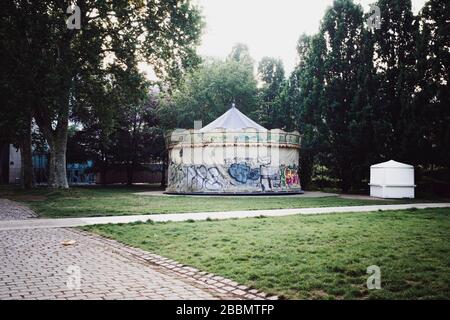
xmin=166 ymin=104 xmax=302 ymax=195
xmin=0 ymin=144 xmax=22 ymax=184
xmin=369 ymin=160 xmax=415 ymax=198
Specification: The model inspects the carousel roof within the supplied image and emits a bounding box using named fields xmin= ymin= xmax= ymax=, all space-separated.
xmin=199 ymin=104 xmax=267 ymax=132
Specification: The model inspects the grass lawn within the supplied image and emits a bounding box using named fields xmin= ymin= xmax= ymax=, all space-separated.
xmin=85 ymin=208 xmax=450 ymax=299
xmin=0 ymin=185 xmax=407 ymax=218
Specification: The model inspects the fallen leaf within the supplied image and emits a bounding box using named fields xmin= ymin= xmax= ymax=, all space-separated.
xmin=61 ymin=239 xmax=76 ymax=246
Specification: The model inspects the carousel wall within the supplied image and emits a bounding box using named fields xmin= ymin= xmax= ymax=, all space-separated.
xmin=165 ymin=106 xmax=302 ymax=194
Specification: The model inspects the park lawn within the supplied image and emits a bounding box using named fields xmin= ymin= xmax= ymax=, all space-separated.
xmin=85 ymin=208 xmax=450 ymax=299
xmin=0 ymin=185 xmax=404 ymax=218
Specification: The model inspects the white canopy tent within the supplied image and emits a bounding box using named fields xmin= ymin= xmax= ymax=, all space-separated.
xmin=199 ymin=104 xmax=267 ymax=132
xmin=369 ymin=160 xmax=415 ymax=198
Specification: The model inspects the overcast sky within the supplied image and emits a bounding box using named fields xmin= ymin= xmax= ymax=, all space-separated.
xmin=195 ymin=0 xmax=427 ymax=73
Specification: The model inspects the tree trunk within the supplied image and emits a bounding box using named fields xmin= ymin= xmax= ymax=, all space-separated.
xmin=160 ymin=161 xmax=166 ymax=188
xmin=101 ymin=161 xmax=108 ymax=186
xmin=160 ymin=153 xmax=167 ymax=188
xmin=34 ymin=101 xmax=70 ymax=189
xmin=20 ymin=115 xmax=34 ymax=189
xmin=340 ymin=166 xmax=352 ymax=193
xmin=126 ymin=161 xmax=134 ymax=185
xmin=20 ymin=134 xmax=34 ymax=189
xmin=299 ymin=152 xmax=314 ymax=190
xmin=47 ymin=131 xmax=69 ymax=189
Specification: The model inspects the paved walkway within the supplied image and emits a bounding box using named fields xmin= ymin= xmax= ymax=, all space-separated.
xmin=133 ymin=190 xmax=387 ymax=200
xmin=1 ymin=202 xmax=449 ymax=231
xmin=0 ymin=199 xmax=37 ymax=220
xmin=0 ymin=200 xmax=273 ymax=300
xmin=0 ymin=227 xmax=254 ymax=300
xmin=134 ymin=190 xmax=339 ymax=197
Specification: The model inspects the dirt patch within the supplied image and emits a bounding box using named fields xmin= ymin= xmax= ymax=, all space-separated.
xmin=339 ymin=194 xmax=387 ymax=201
xmin=310 ymin=289 xmax=329 ymax=299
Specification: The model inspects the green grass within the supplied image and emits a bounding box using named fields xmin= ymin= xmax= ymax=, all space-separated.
xmin=84 ymin=208 xmax=450 ymax=299
xmin=0 ymin=185 xmax=407 ymax=218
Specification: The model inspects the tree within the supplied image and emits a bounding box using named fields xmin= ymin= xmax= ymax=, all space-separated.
xmin=67 ymin=84 xmax=166 ymax=186
xmin=2 ymin=0 xmax=203 ymax=188
xmin=111 ymin=90 xmax=165 ymax=185
xmin=0 ymin=98 xmax=34 ymax=189
xmin=278 ymin=34 xmax=327 ymax=189
xmin=158 ymin=55 xmax=259 ymax=129
xmin=347 ymin=27 xmax=379 ymax=188
xmin=373 ymin=0 xmax=417 ymax=161
xmin=256 ymin=57 xmax=285 ymax=128
xmin=317 ymin=0 xmax=367 ymax=191
xmin=413 ymin=0 xmax=450 ymax=171
xmin=0 ymin=1 xmax=46 ymax=189
xmin=280 ymin=0 xmax=373 ymax=191
xmin=227 ymin=43 xmax=254 ymax=69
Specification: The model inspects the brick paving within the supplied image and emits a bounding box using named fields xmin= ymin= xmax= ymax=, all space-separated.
xmin=0 ymin=227 xmax=259 ymax=300
xmin=0 ymin=199 xmax=37 ymax=220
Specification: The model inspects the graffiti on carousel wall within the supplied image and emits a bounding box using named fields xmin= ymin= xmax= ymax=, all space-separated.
xmin=169 ymin=163 xmax=228 ymax=191
xmin=168 ymin=161 xmax=301 ymax=193
xmin=226 ymin=157 xmax=283 ymax=191
xmin=168 ymin=163 xmax=185 ymax=190
xmin=187 ymin=165 xmax=227 ymax=191
xmin=226 ymin=161 xmax=300 ymax=191
xmin=228 ymin=163 xmax=260 ymax=184
xmin=280 ymin=165 xmax=300 ymax=188
xmin=260 ymin=165 xmax=281 ymax=191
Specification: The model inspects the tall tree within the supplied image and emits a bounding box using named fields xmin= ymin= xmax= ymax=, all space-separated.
xmin=227 ymin=43 xmax=254 ymax=70
xmin=0 ymin=1 xmax=47 ymax=189
xmin=413 ymin=0 xmax=450 ymax=171
xmin=279 ymin=34 xmax=327 ymax=189
xmin=348 ymin=26 xmax=378 ymax=188
xmin=256 ymin=57 xmax=285 ymax=128
xmin=373 ymin=0 xmax=417 ymax=161
xmin=2 ymin=0 xmax=203 ymax=188
xmin=318 ymin=0 xmax=367 ymax=191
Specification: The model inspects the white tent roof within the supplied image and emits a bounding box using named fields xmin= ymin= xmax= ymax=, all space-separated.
xmin=371 ymin=160 xmax=413 ymax=169
xmin=199 ymin=104 xmax=267 ymax=132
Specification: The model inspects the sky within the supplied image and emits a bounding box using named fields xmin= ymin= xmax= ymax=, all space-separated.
xmin=195 ymin=0 xmax=427 ymax=74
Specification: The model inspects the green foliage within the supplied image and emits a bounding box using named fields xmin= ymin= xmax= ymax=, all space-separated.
xmin=158 ymin=54 xmax=258 ymax=129
xmin=277 ymin=0 xmax=449 ymax=192
xmin=412 ymin=0 xmax=450 ymax=169
xmin=0 ymin=0 xmax=203 ymax=188
xmin=372 ymin=0 xmax=417 ymax=162
xmin=279 ymin=33 xmax=327 ymax=188
xmin=256 ymin=57 xmax=285 ymax=128
xmin=318 ymin=0 xmax=367 ymax=191
xmin=227 ymin=43 xmax=254 ymax=70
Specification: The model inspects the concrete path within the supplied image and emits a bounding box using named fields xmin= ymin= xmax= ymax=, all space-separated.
xmin=1 ymin=202 xmax=449 ymax=231
xmin=134 ymin=190 xmax=339 ymax=197
xmin=133 ymin=190 xmax=391 ymax=200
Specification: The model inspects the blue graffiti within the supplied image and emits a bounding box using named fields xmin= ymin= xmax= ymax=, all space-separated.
xmin=228 ymin=163 xmax=260 ymax=183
